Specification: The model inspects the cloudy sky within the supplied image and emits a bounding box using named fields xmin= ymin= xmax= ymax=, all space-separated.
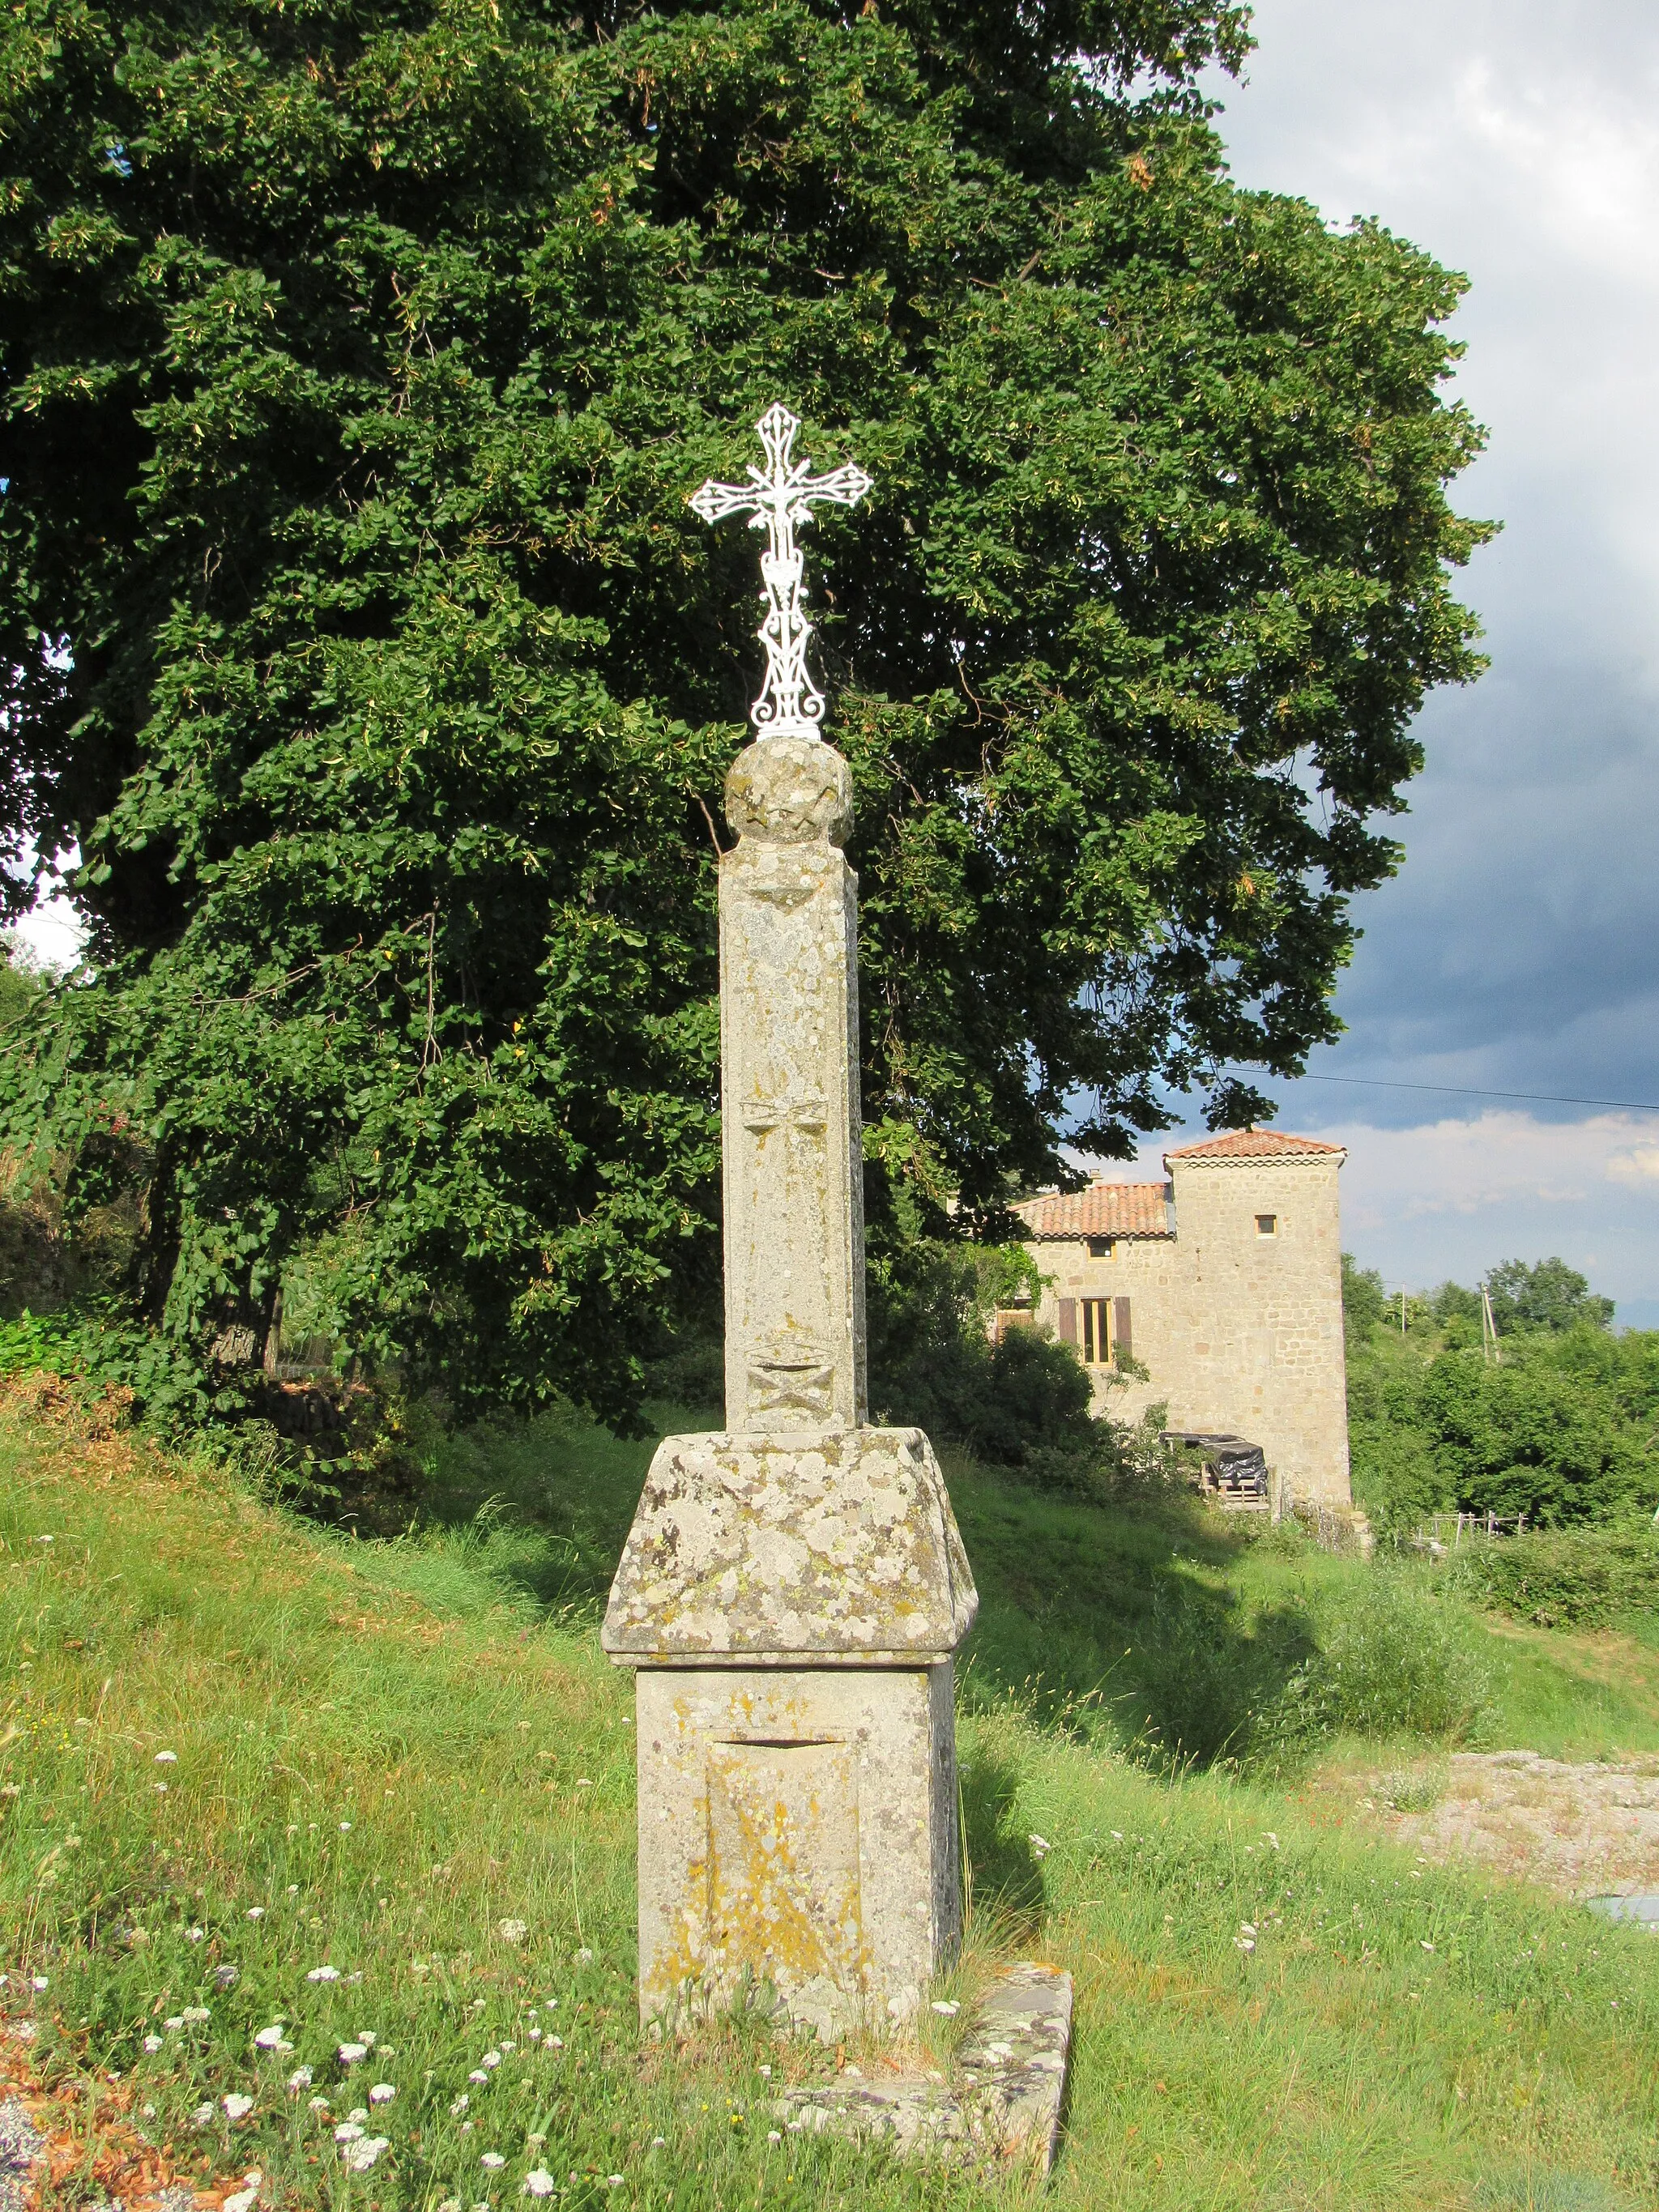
xmin=1141 ymin=0 xmax=1659 ymax=1321
xmin=11 ymin=1 xmax=1659 ymax=1315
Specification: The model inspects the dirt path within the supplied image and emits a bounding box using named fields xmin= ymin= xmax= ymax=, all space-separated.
xmin=1318 ymin=1750 xmax=1659 ymax=1899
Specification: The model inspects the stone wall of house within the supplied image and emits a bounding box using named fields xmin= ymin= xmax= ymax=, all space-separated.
xmin=1024 ymin=1148 xmax=1351 ymax=1502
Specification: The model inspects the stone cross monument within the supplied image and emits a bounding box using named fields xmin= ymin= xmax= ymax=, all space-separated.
xmin=602 ymin=406 xmax=979 ymax=2042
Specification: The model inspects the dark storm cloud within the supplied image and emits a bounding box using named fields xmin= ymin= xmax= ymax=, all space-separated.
xmin=1150 ymin=1 xmax=1659 ymax=1312
xmin=1205 ymin=0 xmax=1659 ymax=1127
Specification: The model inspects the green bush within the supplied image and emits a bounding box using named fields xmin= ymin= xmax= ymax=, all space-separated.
xmin=1124 ymin=1571 xmax=1493 ymax=1771
xmin=1447 ymin=1525 xmax=1659 ymax=1629
xmin=1268 ymin=1576 xmax=1495 ymax=1748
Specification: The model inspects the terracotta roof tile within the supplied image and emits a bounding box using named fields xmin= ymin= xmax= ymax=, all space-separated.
xmin=1163 ymin=1127 xmax=1345 ymax=1165
xmin=1011 ymin=1181 xmax=1171 ymax=1241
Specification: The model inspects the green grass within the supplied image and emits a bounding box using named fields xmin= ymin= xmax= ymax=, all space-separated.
xmin=5 ymin=1393 xmax=1659 ymax=2210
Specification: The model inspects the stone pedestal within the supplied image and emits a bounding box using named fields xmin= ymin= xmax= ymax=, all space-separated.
xmin=604 ymin=711 xmax=977 ymax=2040
xmin=603 ymin=1425 xmax=975 ymax=2035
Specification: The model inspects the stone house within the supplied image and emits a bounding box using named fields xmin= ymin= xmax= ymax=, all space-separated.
xmin=1006 ymin=1128 xmax=1352 ymax=1502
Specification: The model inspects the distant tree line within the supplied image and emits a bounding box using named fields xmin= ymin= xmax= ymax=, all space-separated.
xmin=1342 ymin=1254 xmax=1657 ymax=1532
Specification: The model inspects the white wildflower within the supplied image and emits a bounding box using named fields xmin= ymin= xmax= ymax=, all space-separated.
xmin=309 ymin=2097 xmax=332 ymax=2114
xmin=1239 ymin=1923 xmax=1257 ymax=1938
xmin=224 ymin=2094 xmax=255 ymax=2120
xmin=528 ymin=2028 xmax=542 ymax=2042
xmin=339 ymin=1821 xmax=352 ymax=1831
xmin=481 ymin=2050 xmax=501 ymax=2069
xmin=190 ymin=2103 xmax=215 ymax=2128
xmin=347 ymin=2107 xmax=369 ymax=2123
xmin=287 ymin=2066 xmax=313 ymax=2091
xmin=437 ymin=2201 xmax=463 ymax=2212
xmin=575 ymin=1947 xmax=593 ymax=1963
xmin=650 ymin=2138 xmax=666 ymax=2149
xmin=607 ymin=2176 xmax=625 ymax=2188
xmin=1027 ymin=1833 xmax=1051 ymax=1858
xmin=757 ymin=2065 xmax=771 ymax=2078
xmin=306 ymin=1965 xmax=341 ymax=1982
xmin=142 ymin=2034 xmax=163 ymax=2054
xmin=224 ymin=2189 xmax=259 ymax=2212
xmin=767 ymin=2131 xmax=783 ymax=2144
xmin=1421 ymin=1940 xmax=1435 ymax=1952
xmin=545 ymin=2037 xmax=563 ymax=2051
xmin=343 ymin=2136 xmax=390 ymax=2172
xmin=930 ymin=2001 xmax=960 ymax=2017
xmin=498 ymin=1919 xmax=527 ymax=1945
xmin=30 ymin=1976 xmax=49 ymax=1993
xmin=164 ymin=2017 xmax=185 ymax=2032
xmin=468 ymin=2069 xmax=488 ymax=2085
xmin=186 ymin=1927 xmax=204 ymax=1943
xmin=500 ymin=2040 xmax=515 ymax=2052
xmin=338 ymin=2041 xmax=368 ymax=2065
xmin=369 ymin=2083 xmax=396 ymax=2104
xmin=481 ymin=2152 xmax=507 ymax=2170
xmin=450 ymin=2095 xmax=471 ymax=2116
xmin=335 ymin=2122 xmax=365 ymax=2143
xmin=246 ymin=1907 xmax=264 ymax=1921
xmin=155 ymin=1751 xmax=177 ymax=1765
xmin=182 ymin=2006 xmax=211 ymax=2023
xmin=522 ymin=2172 xmax=557 ymax=2199
xmin=254 ymin=2025 xmax=286 ymax=2050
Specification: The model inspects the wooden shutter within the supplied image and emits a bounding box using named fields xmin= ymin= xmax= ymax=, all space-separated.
xmin=1113 ymin=1296 xmax=1132 ymax=1360
xmin=1057 ymin=1298 xmax=1078 ymax=1347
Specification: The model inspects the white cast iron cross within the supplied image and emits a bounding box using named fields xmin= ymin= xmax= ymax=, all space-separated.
xmin=689 ymin=403 xmax=872 ymax=741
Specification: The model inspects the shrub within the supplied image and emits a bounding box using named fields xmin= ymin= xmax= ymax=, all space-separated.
xmin=1447 ymin=1524 xmax=1659 ymax=1629
xmin=1267 ymin=1576 xmax=1495 ymax=1748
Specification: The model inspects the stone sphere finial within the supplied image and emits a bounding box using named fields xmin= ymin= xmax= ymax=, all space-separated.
xmin=725 ymin=736 xmax=854 ymax=847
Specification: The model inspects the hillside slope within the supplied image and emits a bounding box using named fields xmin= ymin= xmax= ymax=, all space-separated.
xmin=3 ymin=1392 xmax=1659 ymax=2210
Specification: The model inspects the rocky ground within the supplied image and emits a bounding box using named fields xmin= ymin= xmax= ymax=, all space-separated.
xmin=1324 ymin=1751 xmax=1659 ymax=1900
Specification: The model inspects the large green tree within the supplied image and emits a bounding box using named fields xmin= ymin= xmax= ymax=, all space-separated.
xmin=0 ymin=0 xmax=1491 ymax=1417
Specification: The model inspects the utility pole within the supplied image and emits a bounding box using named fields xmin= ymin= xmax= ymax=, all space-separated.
xmin=1481 ymin=1283 xmax=1502 ymax=1366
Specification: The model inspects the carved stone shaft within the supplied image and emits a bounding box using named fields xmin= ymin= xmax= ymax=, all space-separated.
xmin=720 ymin=735 xmax=866 ymax=1432
xmin=603 ymin=723 xmax=977 ymax=2043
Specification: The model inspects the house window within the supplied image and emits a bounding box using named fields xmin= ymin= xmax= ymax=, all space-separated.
xmin=1080 ymin=1298 xmax=1113 ymax=1365
xmin=1059 ymin=1295 xmax=1132 ymax=1365
xmin=1086 ymin=1237 xmax=1115 ymax=1259
xmin=1256 ymin=1213 xmax=1277 ymax=1238
xmin=992 ymin=1304 xmax=1034 ymax=1345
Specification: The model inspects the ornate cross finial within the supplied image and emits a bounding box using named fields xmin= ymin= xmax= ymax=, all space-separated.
xmin=690 ymin=403 xmax=872 ymax=741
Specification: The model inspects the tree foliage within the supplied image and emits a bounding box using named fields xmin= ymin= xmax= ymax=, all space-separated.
xmin=0 ymin=0 xmax=1489 ymax=1417
xmin=1486 ymin=1255 xmax=1614 ymax=1336
xmin=1345 ymin=1259 xmax=1657 ymax=1532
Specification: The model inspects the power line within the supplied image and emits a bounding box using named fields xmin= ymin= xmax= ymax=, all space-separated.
xmin=1236 ymin=1069 xmax=1659 ymax=1115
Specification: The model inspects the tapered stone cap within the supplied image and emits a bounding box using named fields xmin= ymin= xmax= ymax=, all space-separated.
xmin=602 ymin=1426 xmax=979 ymax=1665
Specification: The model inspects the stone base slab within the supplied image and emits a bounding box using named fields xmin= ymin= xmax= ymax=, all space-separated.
xmin=774 ymin=1962 xmax=1073 ymax=2175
